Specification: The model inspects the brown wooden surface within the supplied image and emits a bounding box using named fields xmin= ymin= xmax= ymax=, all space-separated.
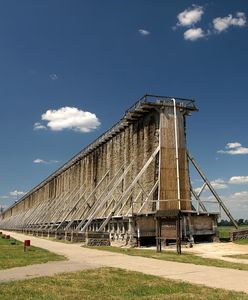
xmin=159 ymin=107 xmax=191 ymax=211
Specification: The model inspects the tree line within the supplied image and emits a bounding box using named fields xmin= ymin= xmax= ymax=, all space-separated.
xmin=218 ymin=219 xmax=248 ymax=226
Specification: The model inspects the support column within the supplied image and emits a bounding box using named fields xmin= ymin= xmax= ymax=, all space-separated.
xmin=159 ymin=105 xmax=191 ymax=211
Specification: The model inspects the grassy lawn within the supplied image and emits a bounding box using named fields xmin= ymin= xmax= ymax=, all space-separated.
xmin=0 ymin=267 xmax=247 ymax=300
xmin=0 ymin=236 xmax=65 ymax=269
xmin=85 ymin=246 xmax=248 ymax=271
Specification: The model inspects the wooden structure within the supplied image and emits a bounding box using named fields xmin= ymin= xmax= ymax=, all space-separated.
xmin=0 ymin=95 xmax=238 ymax=246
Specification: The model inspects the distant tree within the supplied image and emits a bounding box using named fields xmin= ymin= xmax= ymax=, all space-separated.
xmin=238 ymin=219 xmax=244 ymax=226
xmin=218 ymin=219 xmax=231 ymax=226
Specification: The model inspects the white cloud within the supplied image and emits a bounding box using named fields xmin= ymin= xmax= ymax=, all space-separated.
xmin=138 ymin=29 xmax=150 ymax=36
xmin=226 ymin=142 xmax=242 ymax=149
xmin=174 ymin=8 xmax=246 ymax=41
xmin=218 ymin=142 xmax=248 ymax=155
xmin=33 ymin=122 xmax=47 ymax=130
xmin=177 ymin=5 xmax=204 ymax=27
xmin=35 ymin=107 xmax=100 ymax=133
xmin=184 ymin=28 xmax=205 ymax=41
xmin=229 ymin=176 xmax=248 ymax=185
xmin=33 ymin=158 xmax=46 ymax=164
xmin=33 ymin=158 xmax=59 ymax=164
xmin=9 ymin=190 xmax=26 ymax=197
xmin=231 ymin=191 xmax=248 ymax=199
xmin=0 ymin=191 xmax=26 ymax=202
xmin=213 ymin=12 xmax=246 ymax=33
xmin=210 ymin=178 xmax=228 ymax=190
xmin=193 ymin=187 xmax=203 ymax=194
xmin=49 ymin=73 xmax=58 ymax=80
xmin=220 ymin=191 xmax=248 ymax=219
xmin=194 ymin=178 xmax=228 ymax=194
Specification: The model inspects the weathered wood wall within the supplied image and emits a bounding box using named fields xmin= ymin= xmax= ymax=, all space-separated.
xmin=159 ymin=106 xmax=191 ymax=211
xmin=1 ymin=109 xmax=160 ymax=225
xmin=0 ymin=99 xmax=195 ymax=232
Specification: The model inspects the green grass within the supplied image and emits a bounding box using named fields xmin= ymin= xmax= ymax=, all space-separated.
xmin=85 ymin=246 xmax=248 ymax=271
xmin=225 ymin=254 xmax=248 ymax=260
xmin=0 ymin=267 xmax=247 ymax=299
xmin=218 ymin=226 xmax=248 ymax=241
xmin=234 ymin=239 xmax=248 ymax=245
xmin=218 ymin=226 xmax=234 ymax=240
xmin=0 ymin=236 xmax=65 ymax=269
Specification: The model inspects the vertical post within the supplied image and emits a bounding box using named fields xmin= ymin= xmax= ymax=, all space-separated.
xmin=157 ymin=110 xmax=162 ymax=211
xmin=172 ymin=99 xmax=181 ymax=210
xmin=156 ymin=217 xmax=162 ymax=252
xmin=137 ymin=222 xmax=140 ymax=247
xmin=176 ymin=214 xmax=182 ymax=255
xmin=156 ymin=218 xmax=159 ymax=252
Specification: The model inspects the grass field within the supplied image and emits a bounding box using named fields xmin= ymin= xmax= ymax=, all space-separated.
xmin=234 ymin=239 xmax=248 ymax=245
xmin=218 ymin=226 xmax=248 ymax=242
xmin=0 ymin=267 xmax=247 ymax=300
xmin=85 ymin=246 xmax=248 ymax=271
xmin=225 ymin=254 xmax=248 ymax=260
xmin=0 ymin=236 xmax=65 ymax=269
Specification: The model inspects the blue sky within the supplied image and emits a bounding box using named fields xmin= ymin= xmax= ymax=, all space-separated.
xmin=0 ymin=1 xmax=248 ymax=219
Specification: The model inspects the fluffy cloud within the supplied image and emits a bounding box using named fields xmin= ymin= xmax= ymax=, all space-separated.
xmin=231 ymin=191 xmax=248 ymax=199
xmin=213 ymin=12 xmax=246 ymax=33
xmin=217 ymin=142 xmax=248 ymax=155
xmin=184 ymin=28 xmax=205 ymax=41
xmin=194 ymin=187 xmax=202 ymax=194
xmin=33 ymin=158 xmax=59 ymax=164
xmin=138 ymin=29 xmax=150 ymax=36
xmin=33 ymin=122 xmax=47 ymax=130
xmin=174 ymin=7 xmax=246 ymax=41
xmin=9 ymin=190 xmax=26 ymax=197
xmin=229 ymin=176 xmax=248 ymax=185
xmin=220 ymin=191 xmax=248 ymax=219
xmin=226 ymin=142 xmax=242 ymax=148
xmin=194 ymin=178 xmax=228 ymax=194
xmin=177 ymin=5 xmax=204 ymax=27
xmin=49 ymin=73 xmax=58 ymax=80
xmin=210 ymin=178 xmax=228 ymax=190
xmin=0 ymin=191 xmax=26 ymax=205
xmin=194 ymin=176 xmax=248 ymax=193
xmin=34 ymin=107 xmax=100 ymax=133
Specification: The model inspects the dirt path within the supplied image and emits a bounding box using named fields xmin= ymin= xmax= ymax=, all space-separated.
xmin=1 ymin=231 xmax=248 ymax=294
xmin=183 ymin=242 xmax=248 ymax=264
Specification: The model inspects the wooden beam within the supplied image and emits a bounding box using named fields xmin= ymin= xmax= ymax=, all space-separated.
xmin=188 ymin=151 xmax=239 ymax=229
xmin=98 ymin=146 xmax=159 ymax=231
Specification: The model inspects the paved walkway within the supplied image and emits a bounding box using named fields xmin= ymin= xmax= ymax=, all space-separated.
xmin=1 ymin=231 xmax=248 ymax=294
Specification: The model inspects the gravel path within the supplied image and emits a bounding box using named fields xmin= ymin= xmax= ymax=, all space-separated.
xmin=1 ymin=230 xmax=248 ymax=294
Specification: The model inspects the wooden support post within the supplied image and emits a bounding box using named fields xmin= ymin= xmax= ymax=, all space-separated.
xmin=98 ymin=146 xmax=159 ymax=232
xmin=190 ymin=185 xmax=207 ymax=212
xmin=188 ymin=151 xmax=239 ymax=229
xmin=137 ymin=223 xmax=140 ymax=247
xmin=156 ymin=217 xmax=162 ymax=253
xmin=176 ymin=214 xmax=182 ymax=255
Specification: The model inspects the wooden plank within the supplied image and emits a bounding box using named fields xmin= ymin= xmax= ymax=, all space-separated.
xmin=188 ymin=151 xmax=239 ymax=229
